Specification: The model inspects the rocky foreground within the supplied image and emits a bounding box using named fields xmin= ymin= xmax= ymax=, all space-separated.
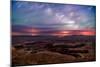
xmin=12 ymin=41 xmax=96 ymax=66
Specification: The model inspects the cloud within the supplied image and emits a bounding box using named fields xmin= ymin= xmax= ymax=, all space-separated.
xmin=12 ymin=2 xmax=96 ymax=36
xmin=44 ymin=8 xmax=53 ymax=15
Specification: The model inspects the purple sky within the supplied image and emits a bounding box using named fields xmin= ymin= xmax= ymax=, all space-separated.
xmin=12 ymin=1 xmax=96 ymax=36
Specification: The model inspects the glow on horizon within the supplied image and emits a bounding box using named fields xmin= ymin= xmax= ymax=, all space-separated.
xmin=12 ymin=1 xmax=96 ymax=36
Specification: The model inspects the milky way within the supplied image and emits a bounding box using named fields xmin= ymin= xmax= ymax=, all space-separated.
xmin=12 ymin=1 xmax=96 ymax=36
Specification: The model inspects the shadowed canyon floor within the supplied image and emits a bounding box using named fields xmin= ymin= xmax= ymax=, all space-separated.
xmin=12 ymin=36 xmax=96 ymax=66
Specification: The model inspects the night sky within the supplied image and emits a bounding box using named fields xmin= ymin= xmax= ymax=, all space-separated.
xmin=12 ymin=1 xmax=96 ymax=37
